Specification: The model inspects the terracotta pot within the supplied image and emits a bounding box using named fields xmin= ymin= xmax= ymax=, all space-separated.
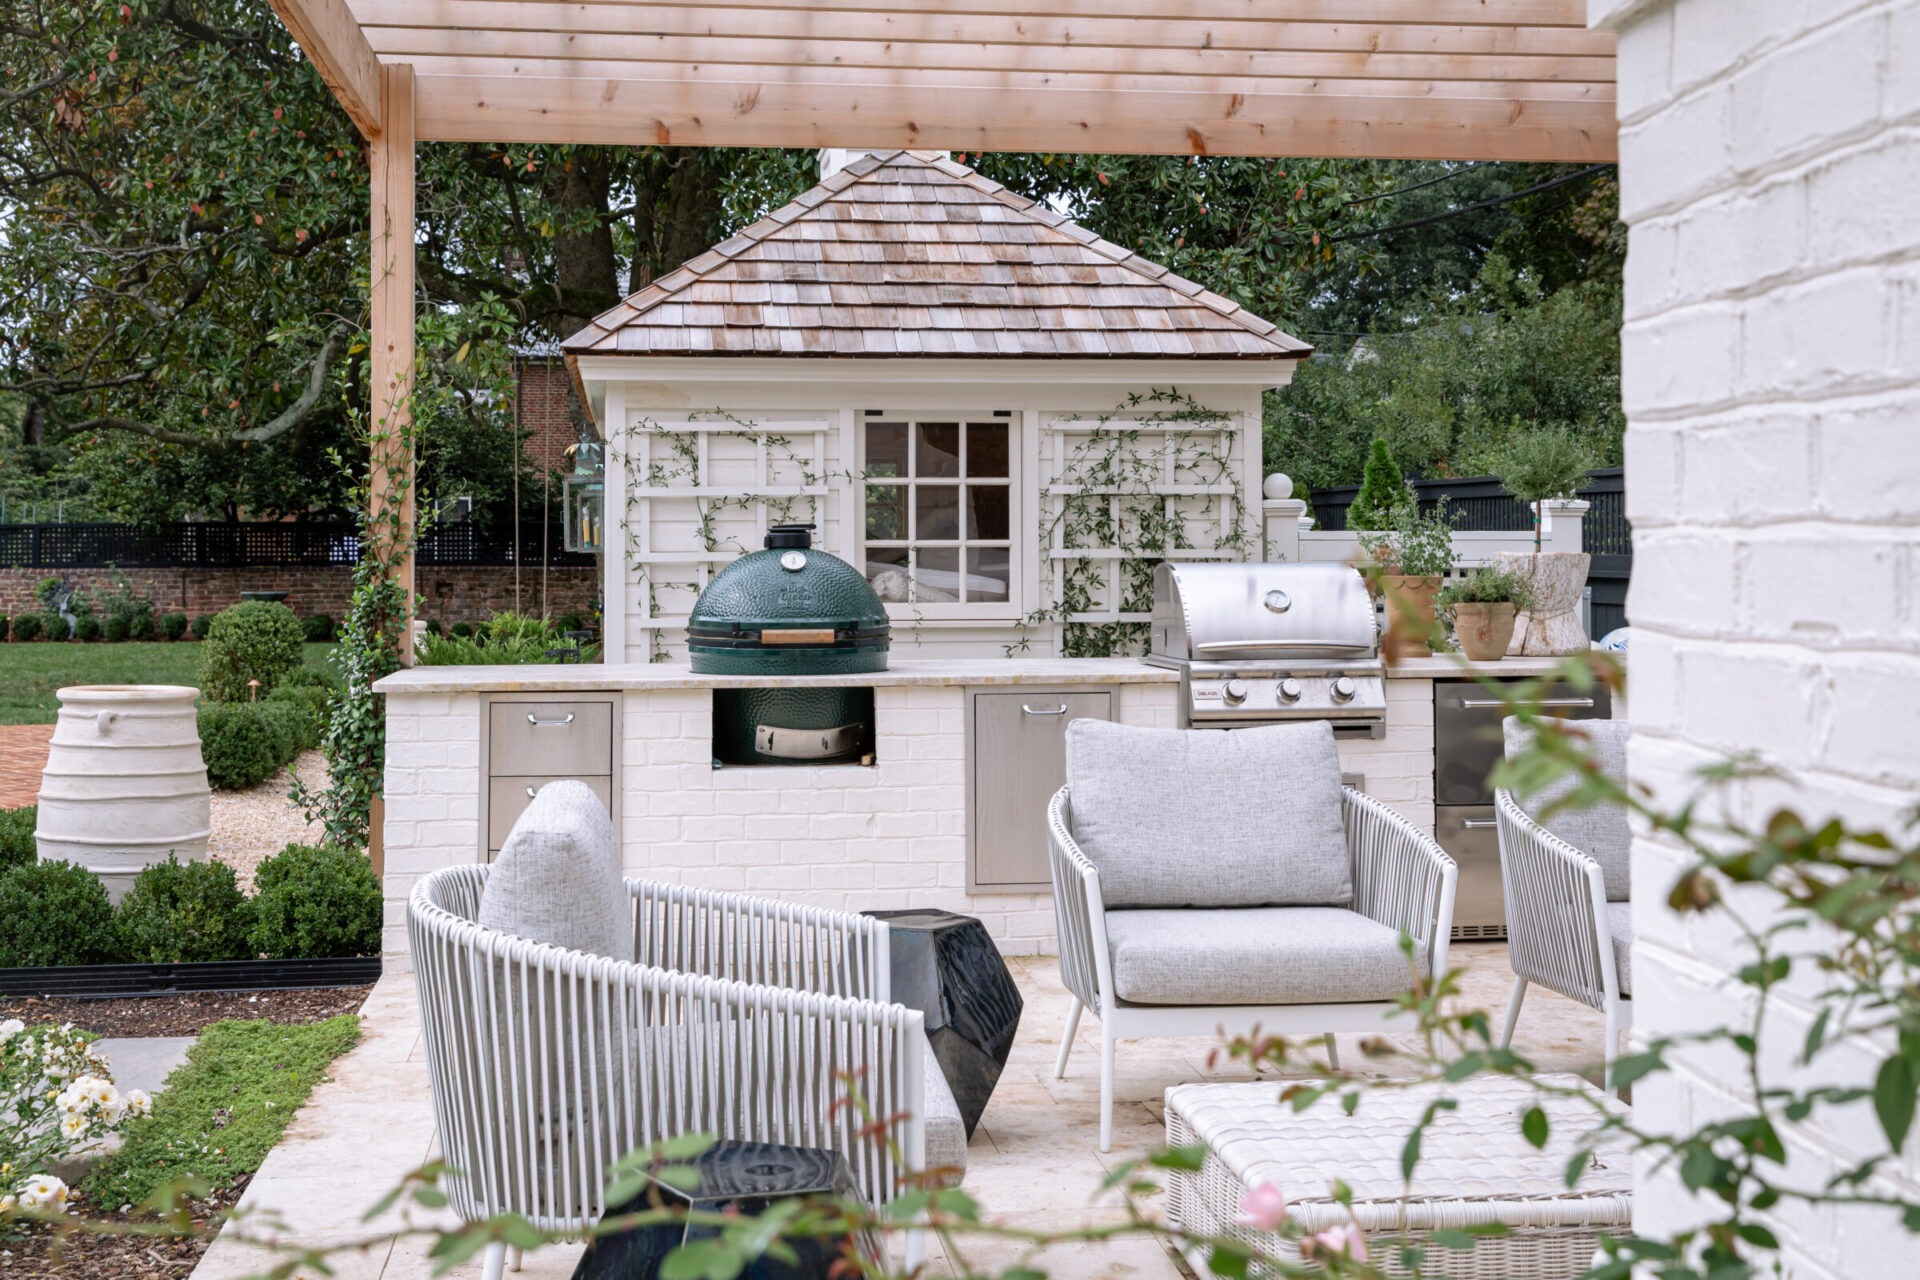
xmin=1492 ymin=551 xmax=1593 ymax=656
xmin=34 ymin=685 xmax=212 ymax=901
xmin=1381 ymin=574 xmax=1441 ymax=658
xmin=1451 ymin=601 xmax=1518 ymax=662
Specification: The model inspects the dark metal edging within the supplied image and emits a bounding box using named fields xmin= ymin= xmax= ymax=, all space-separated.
xmin=0 ymin=955 xmax=382 ymax=1000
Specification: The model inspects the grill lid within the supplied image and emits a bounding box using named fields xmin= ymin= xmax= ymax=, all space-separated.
xmin=1148 ymin=562 xmax=1377 ymax=663
xmin=688 ymin=524 xmax=890 ymax=674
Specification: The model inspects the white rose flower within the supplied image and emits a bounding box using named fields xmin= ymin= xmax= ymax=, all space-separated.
xmin=82 ymin=1077 xmax=116 ymax=1108
xmin=0 ymin=1194 xmax=16 ymax=1214
xmin=0 ymin=1018 xmax=23 ymax=1041
xmin=125 ymin=1089 xmax=152 ymax=1118
xmin=60 ymin=1111 xmax=89 ymax=1140
xmin=17 ymin=1175 xmax=69 ymax=1214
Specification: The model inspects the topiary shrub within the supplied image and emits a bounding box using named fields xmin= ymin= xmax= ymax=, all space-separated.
xmin=249 ymin=844 xmax=381 ymax=960
xmin=1346 ymin=438 xmax=1406 ymax=532
xmin=0 ymin=805 xmax=36 ymax=871
xmin=190 ymin=614 xmax=213 ymax=640
xmin=200 ymin=601 xmax=304 ymax=702
xmin=300 ymin=613 xmax=335 ymax=642
xmin=115 ymin=856 xmax=255 ymax=963
xmin=197 ymin=703 xmax=285 ymax=790
xmin=160 ymin=612 xmax=189 ymax=641
xmin=0 ymin=861 xmax=123 ymax=967
xmin=11 ymin=612 xmax=43 ymax=642
xmin=104 ymin=613 xmax=132 ymax=642
xmin=74 ymin=615 xmax=102 ymax=642
xmin=43 ymin=614 xmax=71 ymax=643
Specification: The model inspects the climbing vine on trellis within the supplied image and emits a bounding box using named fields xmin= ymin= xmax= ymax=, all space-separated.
xmin=1012 ymin=388 xmax=1250 ymax=657
xmin=620 ymin=409 xmax=826 ymax=661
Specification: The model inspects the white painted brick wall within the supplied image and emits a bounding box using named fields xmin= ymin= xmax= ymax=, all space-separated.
xmin=1602 ymin=0 xmax=1920 ymax=1269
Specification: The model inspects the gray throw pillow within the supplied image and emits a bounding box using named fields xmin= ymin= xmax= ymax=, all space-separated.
xmin=478 ymin=780 xmax=631 ymax=959
xmin=1503 ymin=717 xmax=1632 ymax=902
xmin=1064 ymin=720 xmax=1351 ymax=909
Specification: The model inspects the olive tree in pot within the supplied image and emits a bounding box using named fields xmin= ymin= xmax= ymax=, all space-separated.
xmin=1358 ymin=491 xmax=1456 ymax=658
xmin=1435 ymin=566 xmax=1537 ymax=661
xmin=1492 ymin=429 xmax=1593 ymax=656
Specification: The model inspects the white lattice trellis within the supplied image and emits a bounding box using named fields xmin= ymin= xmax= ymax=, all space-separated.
xmin=1040 ymin=414 xmax=1251 ymax=627
xmin=620 ymin=417 xmax=836 ymax=649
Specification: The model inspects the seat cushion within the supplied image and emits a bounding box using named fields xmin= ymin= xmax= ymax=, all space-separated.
xmin=1065 ymin=720 xmax=1351 ymax=909
xmin=1504 ymin=718 xmax=1632 ymax=902
xmin=1103 ymin=907 xmax=1417 ymax=1006
xmin=479 ymin=780 xmax=631 ymax=960
xmin=921 ymin=1034 xmax=968 ymax=1183
xmin=1604 ymin=901 xmax=1632 ymax=997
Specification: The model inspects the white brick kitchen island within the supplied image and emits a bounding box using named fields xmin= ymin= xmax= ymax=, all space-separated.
xmin=374 ymin=656 xmax=1574 ymax=964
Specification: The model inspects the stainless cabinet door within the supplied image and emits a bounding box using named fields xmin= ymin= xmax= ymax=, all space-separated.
xmin=970 ymin=690 xmax=1112 ymax=891
xmin=489 ymin=701 xmax=614 ymax=777
xmin=1435 ymin=805 xmax=1506 ymax=938
xmin=488 ymin=775 xmax=613 ymax=854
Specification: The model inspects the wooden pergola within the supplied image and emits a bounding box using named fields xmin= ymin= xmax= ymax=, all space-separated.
xmin=265 ymin=0 xmax=1615 ymax=618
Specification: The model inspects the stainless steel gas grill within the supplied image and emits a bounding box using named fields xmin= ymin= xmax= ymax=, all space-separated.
xmin=1144 ymin=562 xmax=1386 ymax=738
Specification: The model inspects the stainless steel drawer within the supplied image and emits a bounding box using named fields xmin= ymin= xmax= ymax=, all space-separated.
xmin=1435 ymin=804 xmax=1506 ymax=939
xmin=1433 ymin=681 xmax=1610 ymax=807
xmin=487 ymin=775 xmax=613 ymax=852
xmin=489 ymin=701 xmax=613 ymax=776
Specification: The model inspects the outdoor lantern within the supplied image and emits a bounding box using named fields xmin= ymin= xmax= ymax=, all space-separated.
xmin=563 ymin=470 xmax=604 ymax=554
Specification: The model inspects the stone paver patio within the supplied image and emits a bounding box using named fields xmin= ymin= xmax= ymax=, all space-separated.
xmin=191 ymin=943 xmax=1604 ymax=1280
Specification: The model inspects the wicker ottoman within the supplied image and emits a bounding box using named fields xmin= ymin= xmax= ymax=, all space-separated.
xmin=1165 ymin=1076 xmax=1631 ymax=1279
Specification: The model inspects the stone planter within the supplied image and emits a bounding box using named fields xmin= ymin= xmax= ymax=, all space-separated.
xmin=1381 ymin=574 xmax=1441 ymax=659
xmin=1492 ymin=552 xmax=1593 ymax=656
xmin=1451 ymin=601 xmax=1518 ymax=662
xmin=34 ymin=685 xmax=212 ymax=901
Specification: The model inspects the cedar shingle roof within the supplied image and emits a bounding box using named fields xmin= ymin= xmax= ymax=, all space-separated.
xmin=562 ymin=151 xmax=1310 ymax=361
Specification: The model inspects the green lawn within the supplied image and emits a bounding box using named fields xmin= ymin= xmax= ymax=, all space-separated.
xmin=0 ymin=642 xmax=338 ymax=725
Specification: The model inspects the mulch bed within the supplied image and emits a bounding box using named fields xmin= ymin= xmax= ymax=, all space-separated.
xmin=0 ymin=1183 xmax=242 ymax=1279
xmin=1 ymin=984 xmax=374 ymax=1038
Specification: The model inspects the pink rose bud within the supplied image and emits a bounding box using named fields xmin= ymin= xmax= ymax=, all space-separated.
xmin=1234 ymin=1180 xmax=1289 ymax=1232
xmin=1302 ymin=1223 xmax=1368 ymax=1263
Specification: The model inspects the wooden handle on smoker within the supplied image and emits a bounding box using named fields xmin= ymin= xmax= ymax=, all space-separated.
xmin=760 ymin=629 xmax=837 ymax=645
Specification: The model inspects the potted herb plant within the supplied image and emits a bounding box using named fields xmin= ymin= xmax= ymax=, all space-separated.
xmin=1435 ymin=566 xmax=1537 ymax=662
xmin=1357 ymin=491 xmax=1456 ymax=658
xmin=1492 ymin=429 xmax=1593 ymax=656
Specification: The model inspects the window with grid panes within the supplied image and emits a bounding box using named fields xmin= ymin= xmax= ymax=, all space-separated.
xmin=860 ymin=412 xmax=1014 ymax=612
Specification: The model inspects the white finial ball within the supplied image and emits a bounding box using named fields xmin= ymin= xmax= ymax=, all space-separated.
xmin=1263 ymin=473 xmax=1294 ymax=500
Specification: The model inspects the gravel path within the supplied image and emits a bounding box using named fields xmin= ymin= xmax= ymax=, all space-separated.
xmin=207 ymin=750 xmax=328 ymax=892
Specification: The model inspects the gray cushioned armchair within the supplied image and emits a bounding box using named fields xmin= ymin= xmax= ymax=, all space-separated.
xmin=1047 ymin=721 xmax=1458 ymax=1151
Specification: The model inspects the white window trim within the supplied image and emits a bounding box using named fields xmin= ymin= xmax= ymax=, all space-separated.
xmin=857 ymin=410 xmax=1024 ymax=623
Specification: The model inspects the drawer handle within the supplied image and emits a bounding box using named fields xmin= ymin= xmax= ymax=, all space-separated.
xmin=526 ymin=712 xmax=576 ymax=727
xmin=1022 ymin=704 xmax=1070 ymax=717
xmin=1461 ymin=818 xmax=1498 ymax=829
xmin=1457 ymin=697 xmax=1594 ymax=710
xmin=525 ymin=785 xmax=538 ymax=799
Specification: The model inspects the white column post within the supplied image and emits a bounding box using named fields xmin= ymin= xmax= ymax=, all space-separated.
xmin=1541 ymin=499 xmax=1589 ymax=556
xmin=1264 ymin=498 xmax=1307 ymax=561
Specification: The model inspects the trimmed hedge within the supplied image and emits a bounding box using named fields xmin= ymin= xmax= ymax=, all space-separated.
xmin=0 ymin=860 xmax=123 ymax=967
xmin=160 ymin=611 xmax=190 ymax=641
xmin=11 ymin=612 xmax=41 ymax=641
xmin=190 ymin=614 xmax=213 ymax=640
xmin=249 ymin=844 xmax=382 ymax=960
xmin=197 ymin=703 xmax=288 ymax=790
xmin=43 ymin=614 xmax=71 ymax=642
xmin=0 ymin=805 xmax=36 ymax=871
xmin=75 ymin=615 xmax=102 ymax=642
xmin=201 ymin=601 xmax=305 ymax=701
xmin=116 ymin=856 xmax=256 ymax=964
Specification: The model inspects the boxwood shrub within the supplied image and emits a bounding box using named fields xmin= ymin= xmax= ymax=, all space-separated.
xmin=0 ymin=860 xmax=123 ymax=967
xmin=11 ymin=612 xmax=41 ymax=641
xmin=43 ymin=614 xmax=71 ymax=642
xmin=116 ymin=856 xmax=256 ymax=963
xmin=0 ymin=805 xmax=36 ymax=871
xmin=190 ymin=614 xmax=213 ymax=640
xmin=160 ymin=611 xmax=190 ymax=641
xmin=197 ymin=703 xmax=286 ymax=790
xmin=300 ymin=613 xmax=335 ymax=642
xmin=249 ymin=844 xmax=381 ymax=959
xmin=74 ymin=615 xmax=102 ymax=642
xmin=201 ymin=601 xmax=305 ymax=702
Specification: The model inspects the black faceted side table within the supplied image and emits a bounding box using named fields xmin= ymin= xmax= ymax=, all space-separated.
xmin=862 ymin=908 xmax=1023 ymax=1137
xmin=572 ymin=1141 xmax=860 ymax=1280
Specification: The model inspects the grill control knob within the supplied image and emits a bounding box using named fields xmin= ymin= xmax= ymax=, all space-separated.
xmin=1278 ymin=678 xmax=1303 ymax=702
xmin=1331 ymin=676 xmax=1358 ymax=703
xmin=1221 ymin=679 xmax=1249 ymax=705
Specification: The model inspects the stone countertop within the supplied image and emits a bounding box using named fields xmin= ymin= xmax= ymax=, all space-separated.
xmin=374 ymin=657 xmax=1182 ymax=695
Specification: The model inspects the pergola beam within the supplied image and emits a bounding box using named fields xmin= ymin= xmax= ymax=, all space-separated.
xmin=270 ymin=0 xmax=385 ymax=138
xmin=362 ymin=0 xmax=1597 ymax=27
xmin=410 ymin=74 xmax=1616 ymax=161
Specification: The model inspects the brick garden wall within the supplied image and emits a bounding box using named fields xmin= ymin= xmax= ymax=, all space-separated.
xmin=0 ymin=565 xmax=598 ymax=628
xmin=1600 ymin=0 xmax=1920 ymax=1269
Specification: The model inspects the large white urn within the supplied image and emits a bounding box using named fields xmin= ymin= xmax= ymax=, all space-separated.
xmin=35 ymin=685 xmax=212 ymax=900
xmin=1492 ymin=551 xmax=1593 ymax=656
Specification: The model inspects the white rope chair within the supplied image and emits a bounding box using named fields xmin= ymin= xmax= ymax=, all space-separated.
xmin=1048 ymin=785 xmax=1457 ymax=1151
xmin=1494 ymin=787 xmax=1632 ymax=1090
xmin=409 ymin=866 xmax=927 ymax=1280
